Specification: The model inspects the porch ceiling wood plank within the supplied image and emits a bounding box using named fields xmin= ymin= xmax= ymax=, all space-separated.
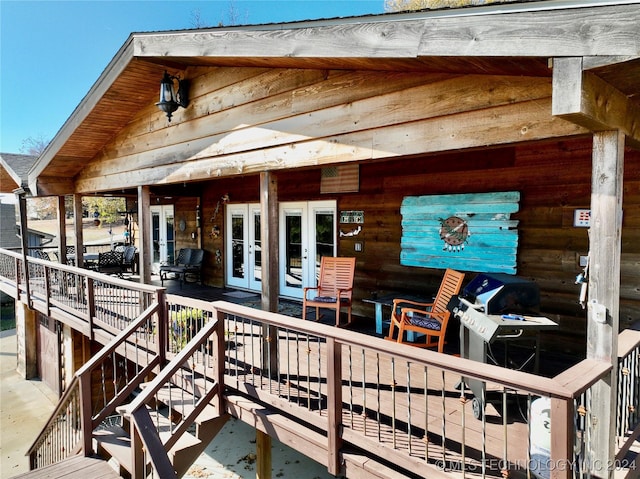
xmin=74 ymin=97 xmax=587 ymax=193
xmin=28 ymin=57 xmax=173 ymax=188
xmin=85 ymin=70 xmax=457 ymax=178
xmin=76 ymin=74 xmax=553 ymax=188
xmin=553 ymin=57 xmax=640 ymax=147
xmin=0 ymin=165 xmax=19 ymax=193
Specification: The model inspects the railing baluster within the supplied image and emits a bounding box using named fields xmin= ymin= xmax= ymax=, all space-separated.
xmin=376 ymin=352 xmax=381 ymax=442
xmin=502 ymin=387 xmax=508 ymax=478
xmin=391 ymin=357 xmax=396 ymax=449
xmin=317 ymin=336 xmax=321 ymax=411
xmin=348 ymin=345 xmax=354 ymax=427
xmin=441 ymin=370 xmax=446 ymax=468
xmin=362 ymin=349 xmax=367 ymax=436
xmin=407 ymin=361 xmax=412 ymax=456
xmin=424 ymin=366 xmax=429 ymax=460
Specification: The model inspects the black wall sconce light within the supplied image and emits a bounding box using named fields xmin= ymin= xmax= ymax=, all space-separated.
xmin=156 ymin=71 xmax=189 ymax=122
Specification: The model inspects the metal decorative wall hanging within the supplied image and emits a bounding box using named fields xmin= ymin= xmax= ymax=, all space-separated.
xmin=400 ymin=191 xmax=520 ymax=274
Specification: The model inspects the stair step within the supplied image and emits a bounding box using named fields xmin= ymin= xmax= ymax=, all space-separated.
xmin=94 ymin=414 xmax=202 ymax=475
xmin=140 ymin=382 xmax=218 ymax=424
xmin=93 ymin=425 xmax=132 ymax=474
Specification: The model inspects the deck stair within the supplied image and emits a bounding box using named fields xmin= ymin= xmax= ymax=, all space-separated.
xmin=94 ymin=372 xmax=228 ymax=478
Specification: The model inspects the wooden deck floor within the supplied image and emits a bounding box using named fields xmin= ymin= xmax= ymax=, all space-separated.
xmin=9 ymin=455 xmax=121 ymax=479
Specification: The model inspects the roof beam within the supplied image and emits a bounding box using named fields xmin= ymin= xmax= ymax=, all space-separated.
xmin=134 ymin=4 xmax=640 ymax=60
xmin=552 ymin=57 xmax=640 ymax=148
xmin=34 ymin=176 xmax=75 ymax=197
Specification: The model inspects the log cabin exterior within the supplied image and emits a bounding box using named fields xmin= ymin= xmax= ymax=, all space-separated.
xmin=3 ymin=1 xmax=640 ymax=478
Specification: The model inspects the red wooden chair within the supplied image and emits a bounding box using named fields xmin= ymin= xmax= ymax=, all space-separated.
xmin=302 ymin=257 xmax=356 ymax=327
xmin=386 ymin=268 xmax=465 ymax=352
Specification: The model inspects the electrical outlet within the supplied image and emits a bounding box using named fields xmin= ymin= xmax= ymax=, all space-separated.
xmin=354 ymin=242 xmax=362 ymax=252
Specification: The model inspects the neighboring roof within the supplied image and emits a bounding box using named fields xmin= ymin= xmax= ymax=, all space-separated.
xmin=28 ymin=0 xmax=640 ymax=195
xmin=0 ymin=153 xmax=38 ymax=193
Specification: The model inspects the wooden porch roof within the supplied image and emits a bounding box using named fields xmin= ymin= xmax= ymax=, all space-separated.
xmin=0 ymin=153 xmax=37 ymax=193
xmin=28 ymin=1 xmax=640 ymax=195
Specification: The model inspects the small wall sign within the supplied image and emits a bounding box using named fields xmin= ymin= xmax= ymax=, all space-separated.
xmin=573 ymin=209 xmax=591 ymax=227
xmin=340 ymin=210 xmax=364 ymax=224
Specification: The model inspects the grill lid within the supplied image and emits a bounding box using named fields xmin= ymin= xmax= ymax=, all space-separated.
xmin=461 ymin=273 xmax=540 ymax=315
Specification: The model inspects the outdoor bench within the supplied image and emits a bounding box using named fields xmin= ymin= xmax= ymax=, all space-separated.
xmin=159 ymin=248 xmax=204 ymax=288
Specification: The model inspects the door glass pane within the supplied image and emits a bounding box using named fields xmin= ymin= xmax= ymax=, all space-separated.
xmin=232 ymin=214 xmax=245 ymax=279
xmin=152 ymin=212 xmax=160 ymax=264
xmin=165 ymin=212 xmax=175 ymax=264
xmin=315 ymin=212 xmax=334 ymax=279
xmin=252 ymin=212 xmax=261 ymax=284
xmin=285 ymin=214 xmax=302 ymax=289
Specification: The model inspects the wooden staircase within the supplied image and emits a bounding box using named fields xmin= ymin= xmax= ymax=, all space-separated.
xmin=26 ymin=307 xmax=228 ymax=479
xmin=94 ymin=375 xmax=229 ymax=478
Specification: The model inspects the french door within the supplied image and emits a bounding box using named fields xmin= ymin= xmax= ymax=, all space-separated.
xmin=225 ymin=201 xmax=336 ymax=298
xmin=226 ymin=204 xmax=262 ymax=291
xmin=150 ymin=205 xmax=175 ymax=274
xmin=279 ymin=201 xmax=336 ymax=299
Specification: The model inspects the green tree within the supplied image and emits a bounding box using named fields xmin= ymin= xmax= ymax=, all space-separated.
xmin=85 ymin=197 xmax=126 ymax=225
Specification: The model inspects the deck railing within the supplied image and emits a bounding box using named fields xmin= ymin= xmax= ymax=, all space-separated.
xmin=125 ymin=303 xmax=226 ymax=478
xmin=0 ymin=248 xmax=161 ymax=345
xmin=616 ymin=329 xmax=640 ymax=462
xmin=26 ymin=301 xmax=164 ymax=469
xmin=2 ymin=247 xmax=637 ymax=478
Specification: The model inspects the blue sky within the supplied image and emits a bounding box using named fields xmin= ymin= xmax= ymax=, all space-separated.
xmin=0 ymin=0 xmax=384 ymax=154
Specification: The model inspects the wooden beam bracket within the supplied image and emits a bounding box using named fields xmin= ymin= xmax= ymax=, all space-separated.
xmin=552 ymin=57 xmax=640 ymax=147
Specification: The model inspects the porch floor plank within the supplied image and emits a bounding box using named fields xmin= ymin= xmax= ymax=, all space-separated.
xmin=9 ymin=455 xmax=120 ymax=479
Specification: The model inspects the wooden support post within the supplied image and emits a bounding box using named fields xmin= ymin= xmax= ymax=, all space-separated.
xmin=15 ymin=301 xmax=37 ymax=379
xmin=56 ymin=195 xmax=67 ymax=264
xmin=72 ymin=194 xmax=84 ymax=269
xmin=549 ymin=397 xmax=573 ymax=479
xmin=16 ymin=191 xmax=31 ymax=305
xmin=256 ymin=429 xmax=272 ymax=479
xmin=79 ymin=375 xmax=94 ymax=456
xmin=260 ymin=171 xmax=279 ymax=313
xmin=587 ymin=130 xmax=624 ymax=478
xmin=138 ymin=186 xmax=151 ymax=284
xmin=326 ymin=337 xmax=343 ymax=475
xmin=156 ymin=288 xmax=167 ymax=366
xmin=260 ymin=172 xmax=279 ymax=376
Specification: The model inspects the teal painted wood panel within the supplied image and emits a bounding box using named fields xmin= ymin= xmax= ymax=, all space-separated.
xmin=400 ymin=192 xmax=520 ymax=274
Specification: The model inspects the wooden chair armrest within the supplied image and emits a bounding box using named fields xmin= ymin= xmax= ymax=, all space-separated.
xmin=303 ymin=286 xmax=319 ymax=300
xmin=392 ymin=298 xmax=434 ymax=309
xmin=399 ymin=308 xmax=445 ymax=324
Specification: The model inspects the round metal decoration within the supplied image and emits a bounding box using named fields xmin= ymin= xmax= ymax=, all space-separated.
xmin=439 ymin=216 xmax=469 ymax=251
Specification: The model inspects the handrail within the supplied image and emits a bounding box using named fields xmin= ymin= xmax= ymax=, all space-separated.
xmin=212 ymin=301 xmax=585 ymax=400
xmin=25 ymin=298 xmax=163 ymax=469
xmin=127 ymin=308 xmax=224 ymax=478
xmin=26 ymin=375 xmax=83 ymax=468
